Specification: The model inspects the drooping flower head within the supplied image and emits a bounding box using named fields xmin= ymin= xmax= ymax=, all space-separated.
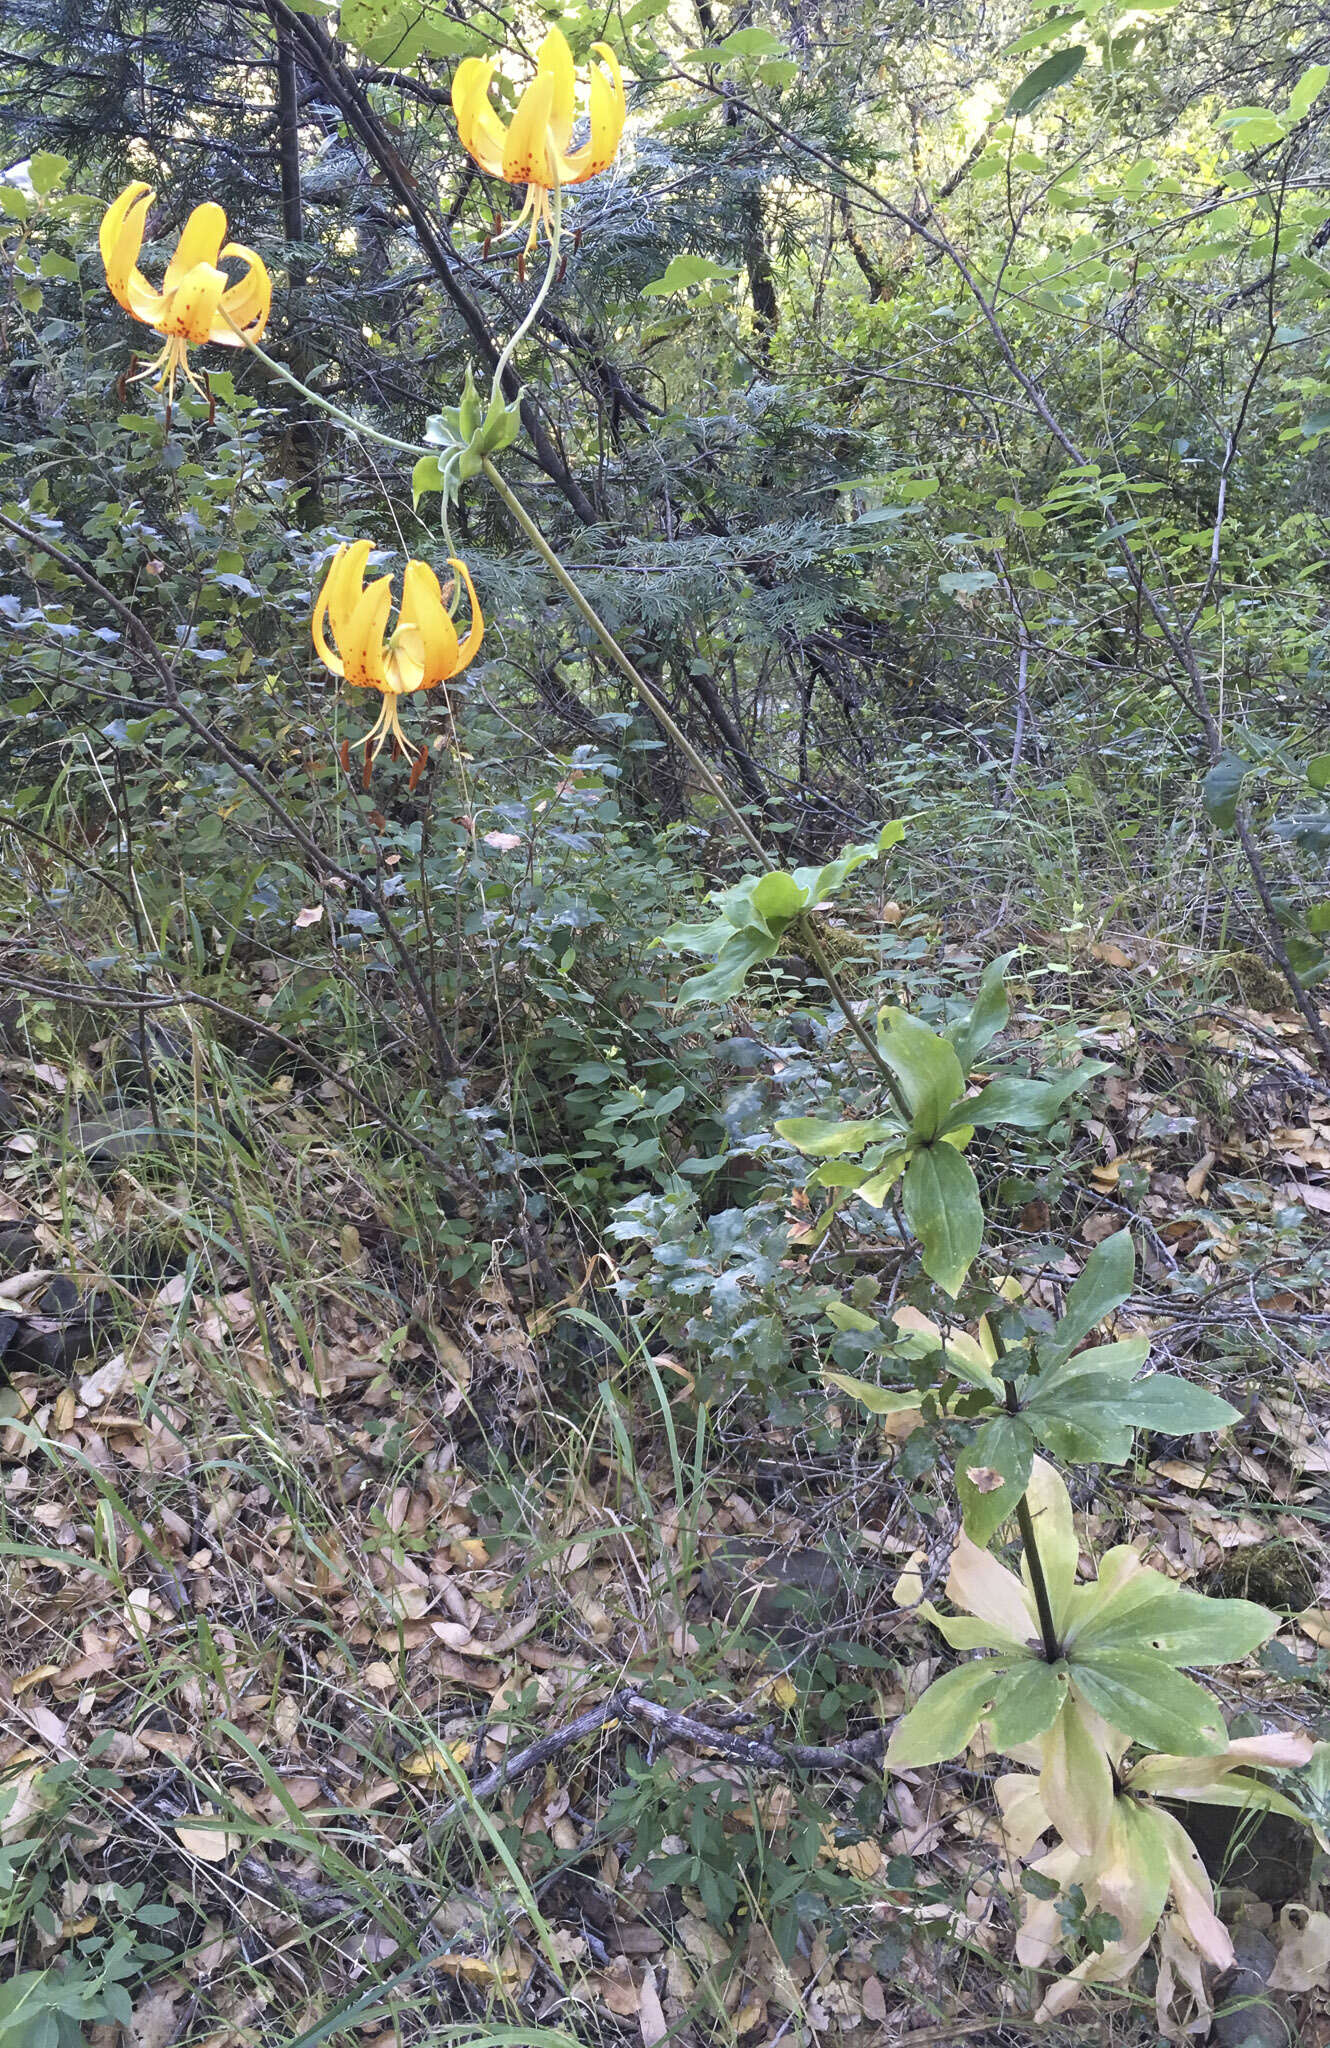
xmin=312 ymin=542 xmax=483 ymax=771
xmin=99 ymin=183 xmax=271 ymax=403
xmin=452 ymin=28 xmax=626 ymax=249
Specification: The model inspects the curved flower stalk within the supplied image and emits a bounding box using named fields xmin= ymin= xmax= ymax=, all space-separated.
xmin=452 ymin=28 xmax=626 ymax=249
xmin=312 ymin=542 xmax=483 ymax=771
xmin=99 ymin=183 xmax=271 ymax=403
xmin=995 ymin=1730 xmax=1315 ymax=2021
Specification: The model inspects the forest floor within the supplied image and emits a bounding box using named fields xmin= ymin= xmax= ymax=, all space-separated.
xmin=1 ymin=928 xmax=1329 ymax=2048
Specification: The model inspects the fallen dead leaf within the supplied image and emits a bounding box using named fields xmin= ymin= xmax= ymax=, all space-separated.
xmin=174 ymin=1809 xmax=241 ymax=1862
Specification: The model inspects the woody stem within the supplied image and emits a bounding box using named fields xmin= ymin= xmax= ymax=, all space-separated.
xmin=479 ymin=454 xmax=910 ymax=1117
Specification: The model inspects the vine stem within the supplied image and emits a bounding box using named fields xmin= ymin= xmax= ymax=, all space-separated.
xmin=478 ymin=454 xmax=911 ymax=1118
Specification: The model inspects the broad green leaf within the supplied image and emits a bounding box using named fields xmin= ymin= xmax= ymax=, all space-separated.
xmin=902 ymin=1143 xmax=983 ymax=1298
xmin=676 ymin=930 xmax=775 ymax=1004
xmin=1024 ymin=1372 xmax=1135 ymax=1464
xmin=824 ymin=1371 xmax=922 ymax=1417
xmin=686 ymin=23 xmax=787 ymax=59
xmin=877 ymin=1012 xmax=965 ymax=1139
xmin=957 ymin=1415 xmax=1035 ymax=1545
xmin=885 ymin=1657 xmax=1014 ymax=1768
xmin=1288 ymin=62 xmax=1330 ymax=121
xmin=809 ymin=1160 xmax=869 ymax=1189
xmin=641 ymin=254 xmax=740 ymax=296
xmin=1115 ymin=1375 xmax=1239 ymax=1433
xmin=1202 ymin=752 xmax=1250 ymax=831
xmin=824 ymin=1300 xmax=879 ymax=1334
xmin=27 ymin=151 xmax=70 ymax=196
xmin=1075 ymin=1583 xmax=1275 ymax=1666
xmin=953 ymin=1069 xmax=1090 ymax=1132
xmin=1309 ymin=754 xmax=1330 ymax=791
xmin=1069 ymin=1651 xmax=1229 ymax=1754
xmin=411 ymin=455 xmax=445 ymax=508
xmin=1008 ymin=44 xmax=1086 ymax=116
xmin=986 ymin=1659 xmax=1070 ymax=1749
xmin=948 ymin=952 xmax=1014 ymax=1074
xmin=751 ymin=869 xmax=808 ymax=925
xmin=855 ymin=1153 xmax=909 ymax=1206
xmin=1043 ymin=1229 xmax=1136 ymax=1363
xmin=775 ymin=1115 xmax=898 ymax=1157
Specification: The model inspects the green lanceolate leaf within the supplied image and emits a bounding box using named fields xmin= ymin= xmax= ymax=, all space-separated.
xmin=1008 ymin=44 xmax=1086 ymax=116
xmin=952 ymin=1068 xmax=1095 ymax=1133
xmin=855 ymin=1152 xmax=909 ymax=1206
xmin=877 ymin=1012 xmax=965 ymax=1139
xmin=957 ymin=1414 xmax=1035 ymax=1545
xmin=1202 ymin=751 xmax=1251 ymax=831
xmin=1069 ymin=1650 xmax=1230 ymax=1755
xmin=902 ymin=1142 xmax=983 ymax=1298
xmin=775 ymin=1115 xmax=900 ymax=1157
xmin=1074 ymin=1581 xmax=1276 ymax=1666
xmin=948 ymin=951 xmax=1013 ymax=1075
xmin=986 ymin=1658 xmax=1071 ymax=1749
xmin=824 ymin=1370 xmax=922 ymax=1417
xmin=1112 ymin=1375 xmax=1240 ymax=1433
xmin=1043 ymin=1229 xmax=1136 ymax=1364
xmin=1024 ymin=1372 xmax=1135 ymax=1464
xmin=885 ymin=1657 xmax=1017 ymax=1768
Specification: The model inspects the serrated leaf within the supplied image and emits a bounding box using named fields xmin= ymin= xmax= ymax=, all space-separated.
xmin=885 ymin=1657 xmax=1015 ymax=1767
xmin=902 ymin=1143 xmax=983 ymax=1298
xmin=1069 ymin=1650 xmax=1229 ymax=1754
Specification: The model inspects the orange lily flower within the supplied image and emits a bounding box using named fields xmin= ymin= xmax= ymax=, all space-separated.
xmin=452 ymin=28 xmax=626 ymax=249
xmin=312 ymin=542 xmax=483 ymax=768
xmin=99 ymin=182 xmax=271 ymax=402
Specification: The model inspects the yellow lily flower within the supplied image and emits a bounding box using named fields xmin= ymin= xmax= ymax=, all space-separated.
xmin=99 ymin=182 xmax=271 ymax=404
xmin=452 ymin=28 xmax=626 ymax=249
xmin=311 ymin=542 xmax=483 ymax=771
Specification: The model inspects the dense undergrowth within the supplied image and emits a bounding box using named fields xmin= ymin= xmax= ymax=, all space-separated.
xmin=4 ymin=1 xmax=1330 ymax=2043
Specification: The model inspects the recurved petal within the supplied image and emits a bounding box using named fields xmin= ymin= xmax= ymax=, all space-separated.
xmin=161 ymin=262 xmax=227 ymax=345
xmin=399 ymin=559 xmax=458 ymax=689
xmin=100 ymin=182 xmax=164 ymax=326
xmin=311 ymin=550 xmax=346 ymax=677
xmin=447 ymin=555 xmax=484 ymax=671
xmin=561 ymin=41 xmax=625 ymax=184
xmin=503 ymin=71 xmax=556 ymax=189
xmin=452 ymin=57 xmax=507 ymax=178
xmin=537 ymin=26 xmax=576 ymax=155
xmin=164 ymin=201 xmax=228 ymax=293
xmin=313 ymin=539 xmax=375 ymax=675
xmin=214 ymin=241 xmax=272 ymax=343
xmin=343 ymin=577 xmax=393 ymax=689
